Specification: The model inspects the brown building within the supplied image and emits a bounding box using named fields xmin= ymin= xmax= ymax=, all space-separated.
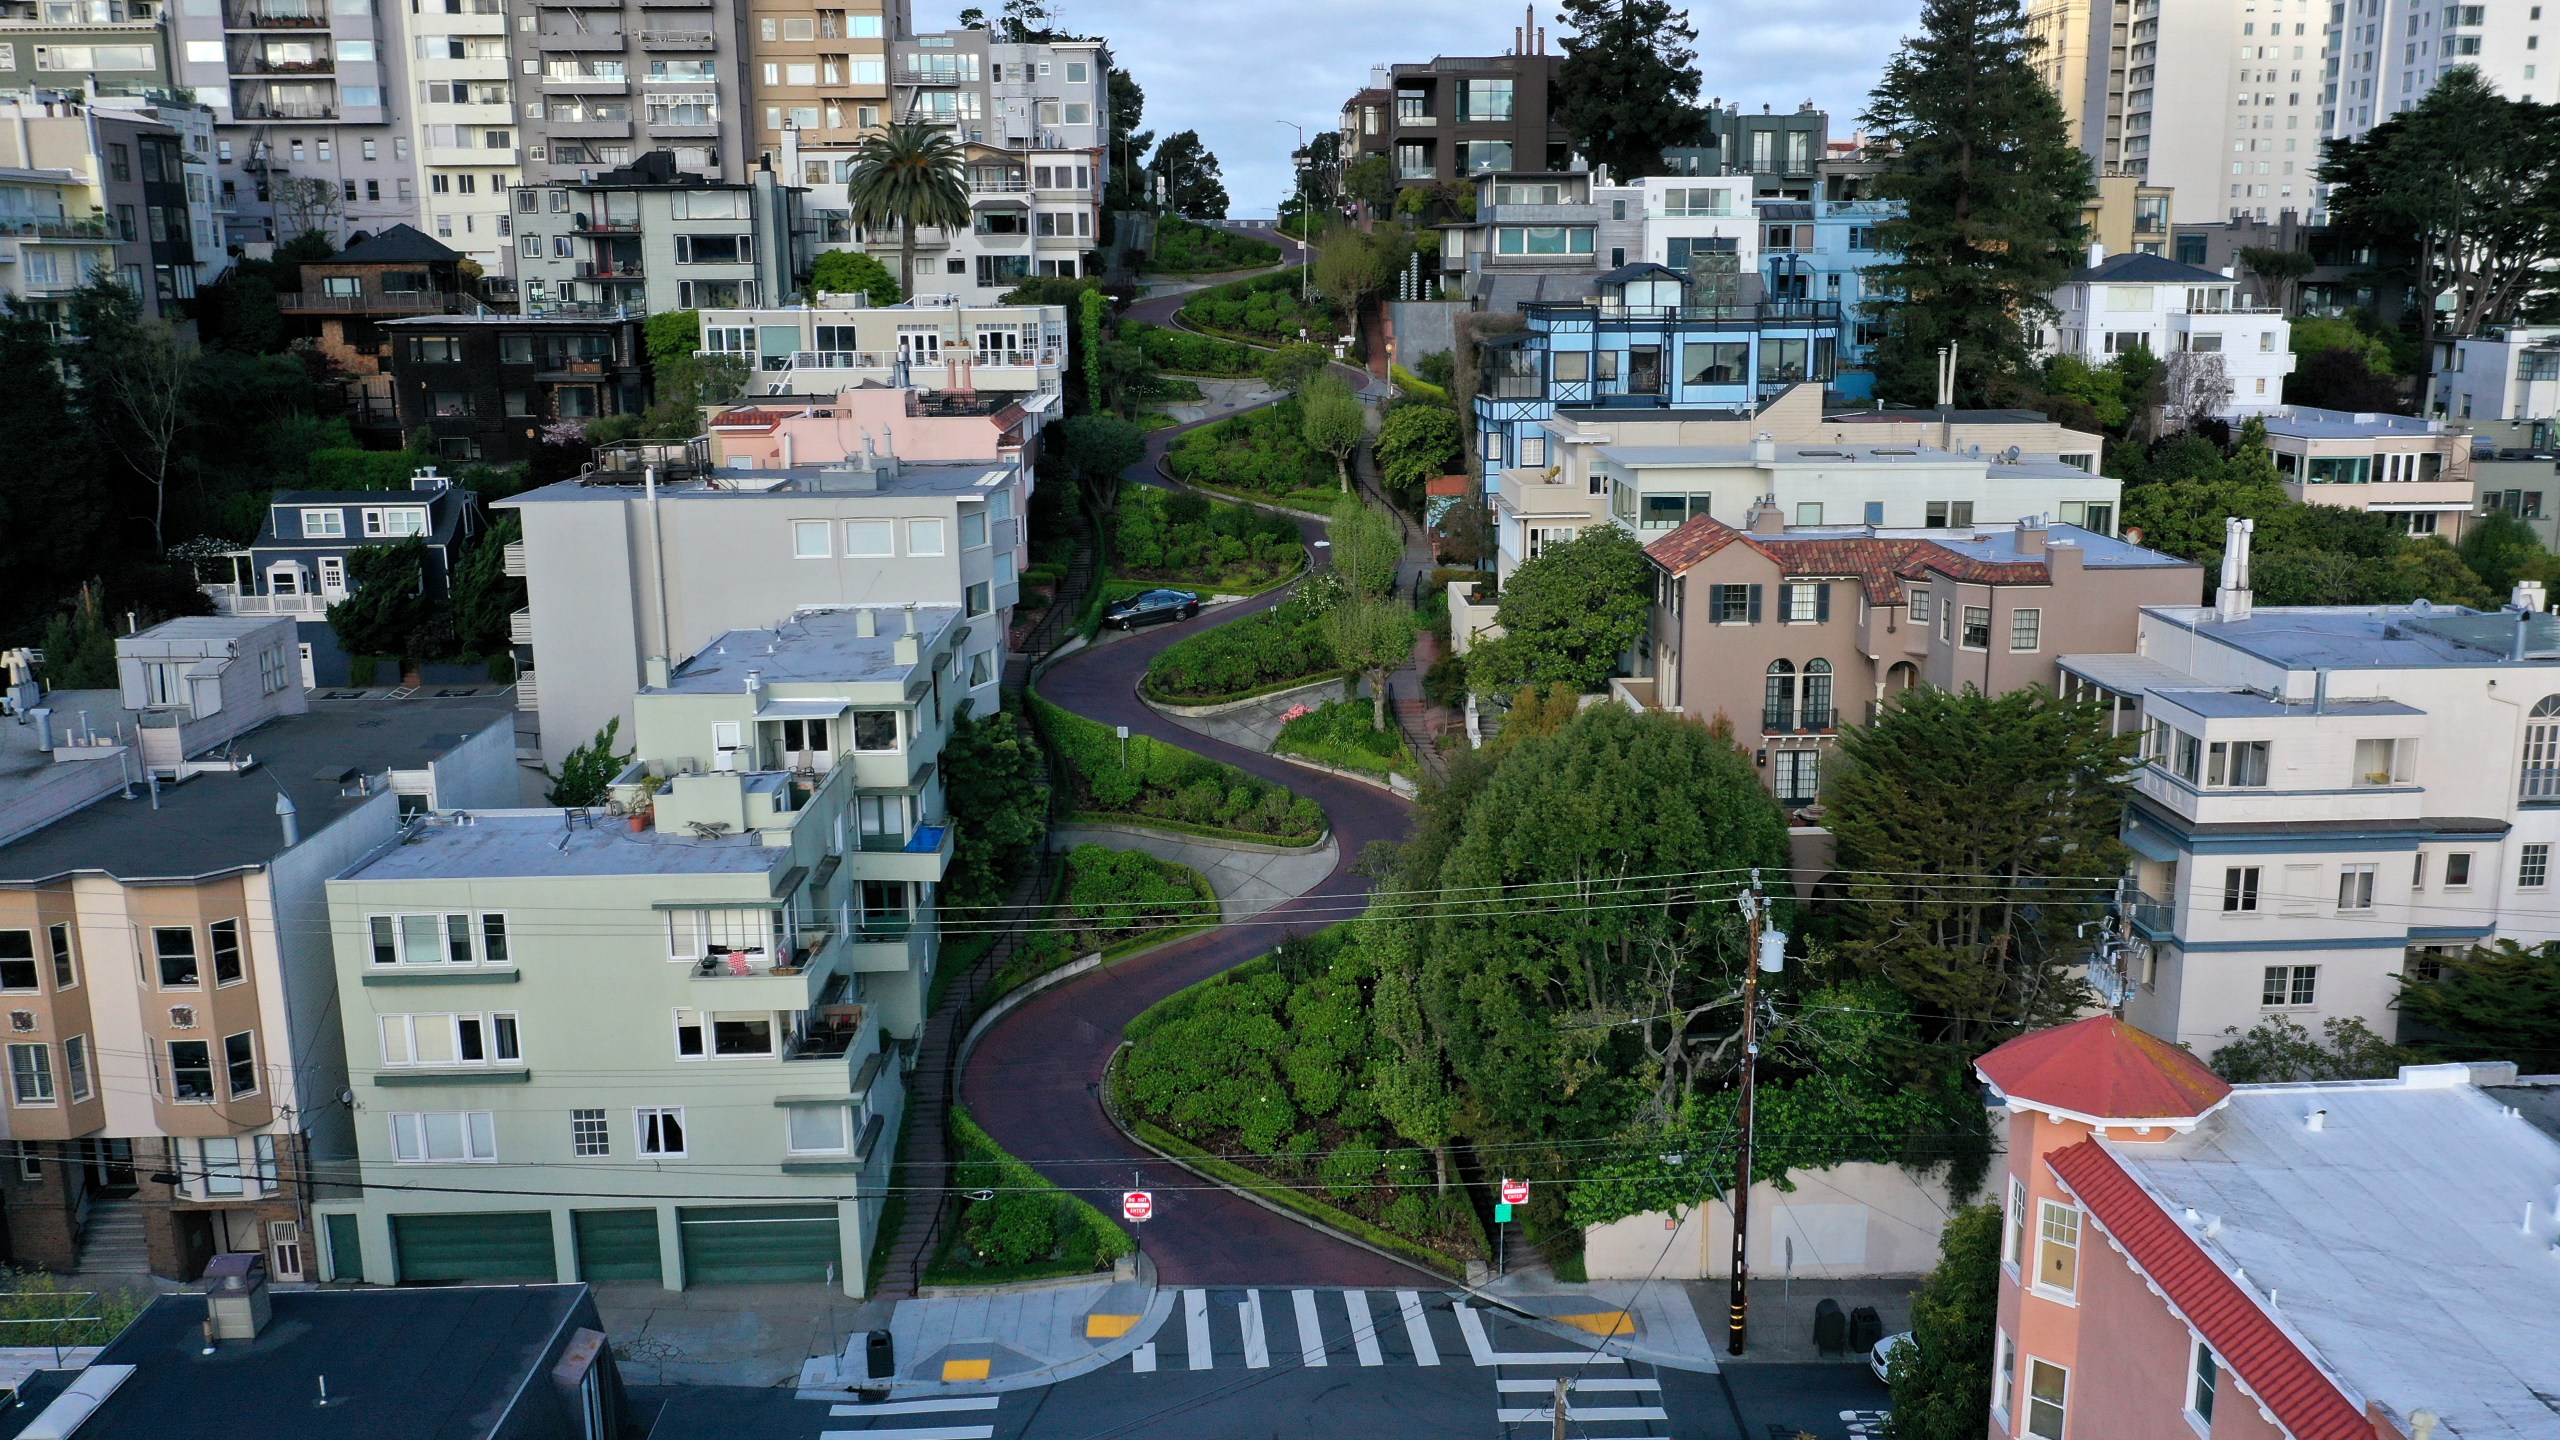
xmin=284 ymin=223 xmax=480 ymax=438
xmin=1635 ymin=511 xmax=2199 ymax=809
xmin=1351 ymin=13 xmax=1570 ymax=203
xmin=746 ymin=0 xmax=902 ymax=164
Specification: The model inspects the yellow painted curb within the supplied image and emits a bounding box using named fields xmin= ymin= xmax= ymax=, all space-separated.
xmin=1554 ymin=1311 xmax=1637 ymax=1337
xmin=940 ymin=1358 xmax=992 ymax=1381
xmin=1084 ymin=1313 xmax=1141 ymax=1339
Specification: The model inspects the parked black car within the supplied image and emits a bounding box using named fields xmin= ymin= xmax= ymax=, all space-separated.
xmin=1103 ymin=588 xmax=1200 ymax=630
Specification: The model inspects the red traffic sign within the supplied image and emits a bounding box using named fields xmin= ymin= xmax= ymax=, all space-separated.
xmin=1499 ymin=1178 xmax=1530 ymax=1206
xmin=1122 ymin=1190 xmax=1154 ymax=1222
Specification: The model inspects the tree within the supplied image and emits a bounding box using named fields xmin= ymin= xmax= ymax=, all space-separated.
xmin=1313 ymin=221 xmax=1406 ymax=320
xmin=643 ymin=309 xmax=699 ymax=371
xmin=2209 ymin=1015 xmax=2409 ymax=1083
xmin=1256 ymin=342 xmax=1331 ymax=394
xmin=1051 ymin=414 xmax=1145 ymax=538
xmin=0 ymin=304 xmax=108 ymax=641
xmin=1301 ymin=379 xmax=1364 ymax=490
xmin=2395 ymin=940 xmax=2560 ymax=1071
xmin=1288 ymin=129 xmax=1343 ymax=217
xmin=1435 ymin=489 xmax=1495 ymax=567
xmin=2237 ymin=245 xmax=2315 ymax=313
xmin=1325 ymin=494 xmax=1402 ymax=598
xmin=1104 ymin=63 xmax=1151 ymax=212
xmin=844 ymin=122 xmax=971 ymax=305
xmin=810 ymin=248 xmax=902 ymax=306
xmin=325 ymin=540 xmax=442 ymax=665
xmin=270 ymin=174 xmax=345 ymax=246
xmin=2162 ymin=350 xmax=2232 ymax=432
xmin=447 ymin=515 xmax=527 ymax=661
xmin=940 ymin=711 xmax=1049 ymax=911
xmin=545 ymin=718 xmax=631 ymax=808
xmin=1324 ymin=594 xmax=1418 ymax=732
xmin=67 ymin=279 xmax=195 ymax=554
xmin=958 ymin=0 xmax=1061 ymax=40
xmin=1465 ymin=526 xmax=1653 ymax=693
xmin=1554 ymin=0 xmax=1708 ymax=182
xmin=2320 ymin=69 xmax=2560 ymax=398
xmin=2038 ymin=353 xmax=2130 ymax=433
xmin=36 ymin=582 xmax=116 ymax=689
xmin=1376 ymin=404 xmax=1464 ymax=508
xmin=2287 ymin=343 xmax=2406 ymax=413
xmin=1829 ymin=687 xmax=2131 ymax=1066
xmin=1881 ymin=1205 xmax=2000 ymax=1440
xmin=2459 ymin=511 xmax=2549 ymax=599
xmin=1150 ymin=130 xmax=1229 ymax=218
xmin=1861 ymin=0 xmax=2094 ymax=406
xmin=1341 ymin=154 xmax=1396 ymax=216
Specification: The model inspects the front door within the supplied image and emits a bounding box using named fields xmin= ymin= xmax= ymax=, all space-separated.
xmin=85 ymin=1138 xmax=134 ymax=1195
xmin=268 ymin=1220 xmax=305 ymax=1281
xmin=317 ymin=556 xmax=347 ymax=598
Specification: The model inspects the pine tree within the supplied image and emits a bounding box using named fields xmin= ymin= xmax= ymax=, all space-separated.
xmin=1554 ymin=0 xmax=1707 ymax=181
xmin=1861 ymin=0 xmax=2093 ymax=406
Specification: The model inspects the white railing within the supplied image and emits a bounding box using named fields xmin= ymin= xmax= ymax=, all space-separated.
xmin=508 ymin=609 xmax=533 ymax=646
xmin=516 ymin=670 xmax=539 ymax=709
xmin=502 ymin=541 xmax=526 ymax=577
xmin=201 ymin=585 xmax=330 ymax=618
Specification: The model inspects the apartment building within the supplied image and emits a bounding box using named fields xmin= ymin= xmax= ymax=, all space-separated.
xmin=2082 ymin=169 xmax=2172 ymax=257
xmin=747 ymin=0 xmax=899 ymax=166
xmin=696 ymin=295 xmax=1066 ymax=403
xmin=511 ymin=150 xmax=799 ymax=315
xmin=2326 ymin=0 xmax=2552 ymax=143
xmin=2060 ymin=531 xmax=2560 ymax=1054
xmin=0 ymin=616 xmax=514 ymax=1283
xmin=1657 ymin=101 xmax=1826 ymax=198
xmin=2260 ymin=404 xmax=2474 ymax=539
xmin=2039 ymin=249 xmax=2294 ymax=416
xmin=1637 ymin=514 xmax=2195 ymax=807
xmin=2433 ymin=324 xmax=2560 ymax=447
xmin=1351 ymin=25 xmax=1570 ymax=200
xmin=408 ymin=0 xmax=514 ymax=268
xmin=1470 ymin=262 xmax=1842 ymax=492
xmin=499 ymin=437 xmax=1021 ymax=767
xmin=2113 ymin=0 xmax=2321 ymax=225
xmin=1433 ymin=169 xmax=1643 ymax=307
xmin=2171 ymin=214 xmax=2405 ymax=322
xmin=0 ymin=162 xmax=112 ymax=324
xmin=383 ymin=312 xmax=649 ymax=462
xmin=171 ymin=0 xmax=418 ymax=247
xmin=0 ymin=91 xmax=200 ymax=320
xmin=316 ymin=604 xmax=953 ymax=1294
xmin=0 ymin=0 xmax=171 ymax=90
xmin=1976 ymin=1016 xmax=2560 ymax=1440
xmin=2024 ymin=0 xmax=2127 ymax=167
xmin=513 ymin=0 xmax=752 ymax=187
xmin=706 ymin=384 xmax=1053 ymax=481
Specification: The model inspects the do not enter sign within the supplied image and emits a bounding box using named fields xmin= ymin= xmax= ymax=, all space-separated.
xmin=1499 ymin=1178 xmax=1530 ymax=1206
xmin=1122 ymin=1190 xmax=1154 ymax=1222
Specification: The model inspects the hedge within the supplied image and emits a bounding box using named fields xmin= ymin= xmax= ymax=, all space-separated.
xmin=990 ymin=844 xmax=1218 ymax=996
xmin=1028 ymin=691 xmax=1325 ymax=842
xmin=1390 ymin=364 xmax=1450 ymax=404
xmin=1126 ymin=320 xmax=1262 ymax=377
xmin=1273 ymin=698 xmax=1412 ymax=777
xmin=1142 ymin=599 xmax=1337 ymax=703
xmin=1147 ymin=216 xmax=1282 ymax=274
xmin=1177 ymin=270 xmax=1342 ymax=346
xmin=926 ymin=1104 xmax=1133 ymax=1286
xmin=1165 ymin=396 xmax=1334 ymax=500
xmin=1114 ymin=484 xmax=1304 ymax=592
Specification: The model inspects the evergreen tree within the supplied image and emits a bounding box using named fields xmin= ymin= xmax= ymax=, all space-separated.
xmin=1862 ymin=0 xmax=2094 ymax=406
xmin=809 ymin=249 xmax=902 ymax=306
xmin=1554 ymin=0 xmax=1708 ymax=181
xmin=939 ymin=711 xmax=1050 ymax=911
xmin=545 ymin=718 xmax=631 ymax=808
xmin=1464 ymin=526 xmax=1653 ymax=693
xmin=1882 ymin=1204 xmax=2001 ymax=1440
xmin=325 ymin=539 xmax=441 ymax=664
xmin=447 ymin=516 xmax=527 ymax=660
xmin=1149 ymin=131 xmax=1228 ymax=218
xmin=2397 ymin=940 xmax=2560 ymax=1072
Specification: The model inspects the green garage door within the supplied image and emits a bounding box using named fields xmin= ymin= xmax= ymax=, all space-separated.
xmin=323 ymin=1213 xmax=362 ymax=1282
xmin=574 ymin=1209 xmax=664 ymax=1284
xmin=391 ymin=1211 xmax=557 ymax=1284
xmin=678 ymin=1204 xmax=840 ymax=1285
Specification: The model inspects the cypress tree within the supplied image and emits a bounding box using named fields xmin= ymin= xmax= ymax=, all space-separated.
xmin=1554 ymin=0 xmax=1708 ymax=182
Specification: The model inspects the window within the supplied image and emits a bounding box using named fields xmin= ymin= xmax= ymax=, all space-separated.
xmin=792 ymin=520 xmax=831 ymax=559
xmin=210 ymin=919 xmax=244 ymax=985
xmin=787 ymin=1103 xmax=850 ymax=1154
xmin=1774 ymin=749 xmax=1821 ymax=805
xmin=2524 ymin=843 xmax=2550 ymax=889
xmin=2222 ymin=867 xmax=2261 ymax=913
xmin=1925 ymin=500 xmax=1975 ymax=528
xmin=154 ymin=927 xmax=198 ymax=987
xmin=63 ymin=1036 xmax=89 ymax=1103
xmin=1960 ymin=606 xmax=1992 ymax=650
xmin=2207 ymin=740 xmax=2270 ymax=787
xmin=1995 ymin=1329 xmax=2018 ymax=1423
xmin=2263 ymin=964 xmax=2318 ymax=1007
xmin=224 ymin=1032 xmax=258 ymax=1097
xmin=2024 ymin=1360 xmax=2069 ymax=1440
xmin=167 ymin=1040 xmax=214 ymax=1101
xmin=2354 ymin=736 xmax=2410 ymax=785
xmin=1782 ymin=583 xmax=1828 ymax=623
xmin=637 ymin=1106 xmax=686 ymax=1156
xmin=844 ymin=519 xmax=895 ymax=557
xmin=45 ymin=926 xmax=73 ymax=991
xmin=2174 ymin=731 xmax=2203 ymax=783
xmin=2446 ymin=852 xmax=2475 ymax=889
xmin=1709 ymin=584 xmax=1760 ymax=624
xmin=965 ymin=582 xmax=991 ymax=617
xmin=1764 ymin=661 xmax=1796 ymax=732
xmin=2004 ymin=1177 xmax=2028 ymax=1267
xmin=571 ymin=1108 xmax=610 ymax=1156
xmin=851 ymin=710 xmax=899 ymax=752
xmin=481 ymin=915 xmax=509 ymax=964
xmin=1909 ymin=589 xmax=1931 ymax=624
xmin=959 ymin=509 xmax=988 ymax=550
xmin=390 ymin=1110 xmax=497 ymax=1163
xmin=905 ymin=518 xmax=946 ymax=556
xmin=2188 ymin=1342 xmax=2219 ymax=1429
xmin=2520 ymin=695 xmax=2560 ymax=799
xmin=8 ymin=1044 xmax=51 ymax=1106
xmin=200 ymin=1137 xmax=243 ymax=1197
xmin=2034 ymin=1200 xmax=2080 ymax=1298
xmin=2011 ymin=608 xmax=2042 ymax=652
xmin=369 ymin=913 xmax=505 ymax=966
xmin=1795 ymin=503 xmax=1824 ymax=526
xmin=0 ymin=933 xmax=34 ymax=992
xmin=2336 ymin=863 xmax=2376 ymax=911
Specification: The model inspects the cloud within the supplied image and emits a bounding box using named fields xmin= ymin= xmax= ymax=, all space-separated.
xmin=982 ymin=0 xmax=1925 ymax=210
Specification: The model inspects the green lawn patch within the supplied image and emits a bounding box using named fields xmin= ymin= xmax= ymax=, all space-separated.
xmin=988 ymin=844 xmax=1218 ymax=998
xmin=923 ymin=1105 xmax=1133 ymax=1287
xmin=1142 ymin=598 xmax=1337 ymax=704
xmin=1274 ymin=698 xmax=1412 ymax=777
xmin=1028 ymin=691 xmax=1325 ymax=843
xmin=1147 ymin=216 xmax=1281 ymax=274
xmin=1113 ymin=484 xmax=1305 ymax=593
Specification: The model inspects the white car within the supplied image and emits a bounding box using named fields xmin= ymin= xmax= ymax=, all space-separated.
xmin=1869 ymin=1331 xmax=1913 ymax=1384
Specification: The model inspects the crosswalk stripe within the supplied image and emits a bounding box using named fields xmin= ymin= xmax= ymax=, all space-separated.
xmin=1495 ymin=1377 xmax=1661 ymax=1393
xmin=1185 ymin=1289 xmax=1212 ymax=1371
xmin=829 ymin=1398 xmax=1001 ymax=1416
xmin=1131 ymin=1342 xmax=1156 ymax=1374
xmin=1290 ymin=1289 xmax=1326 ymax=1368
xmin=1395 ymin=1290 xmax=1440 ymax=1367
xmin=1456 ymin=1302 xmax=1625 ymax=1367
xmin=1343 ymin=1290 xmax=1384 ymax=1367
xmin=1239 ymin=1290 xmax=1271 ymax=1369
xmin=1495 ymin=1407 xmax=1670 ymax=1424
xmin=819 ymin=1428 xmax=994 ymax=1440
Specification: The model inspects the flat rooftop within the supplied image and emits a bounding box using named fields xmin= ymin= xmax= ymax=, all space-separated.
xmin=506 ymin=456 xmax=1016 ymax=505
xmin=2145 ymin=603 xmax=2560 ymax=669
xmin=2261 ymin=405 xmax=2446 ymax=441
xmin=342 ymin=807 xmax=782 ymax=884
xmin=661 ymin=606 xmax=961 ymax=693
xmin=2104 ymin=1070 xmax=2560 ymax=1440
xmin=0 ymin=688 xmax=126 ymax=795
xmin=1598 ymin=443 xmax=2098 ymax=478
xmin=1922 ymin=524 xmax=2192 ymax=570
xmin=0 ymin=693 xmax=513 ymax=885
xmin=53 ymin=1285 xmax=589 ymax=1440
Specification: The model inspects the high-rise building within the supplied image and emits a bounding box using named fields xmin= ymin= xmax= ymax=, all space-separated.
xmin=2022 ymin=0 xmax=2127 ymax=169
xmin=513 ymin=0 xmax=753 ymax=188
xmin=2324 ymin=0 xmax=2554 ymax=143
xmin=746 ymin=0 xmax=900 ymax=167
xmin=0 ymin=91 xmax=207 ymax=320
xmin=510 ymin=150 xmax=799 ymax=316
xmin=407 ymin=0 xmax=515 ymax=269
xmin=2119 ymin=0 xmax=2321 ymax=225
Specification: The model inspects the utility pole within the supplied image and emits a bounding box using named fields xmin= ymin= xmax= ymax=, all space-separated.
xmin=1728 ymin=871 xmax=1787 ymax=1357
xmin=1276 ymin=119 xmax=1310 ymax=304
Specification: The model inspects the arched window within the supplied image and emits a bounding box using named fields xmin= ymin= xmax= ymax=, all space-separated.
xmin=2524 ymin=696 xmax=2560 ymax=800
xmin=1763 ymin=660 xmax=1796 ymax=734
xmin=1803 ymin=659 xmax=1835 ymax=731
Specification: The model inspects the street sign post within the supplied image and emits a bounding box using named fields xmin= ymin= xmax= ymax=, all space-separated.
xmin=1122 ymin=1190 xmax=1153 ymax=1223
xmin=1500 ymin=1178 xmax=1530 ymax=1206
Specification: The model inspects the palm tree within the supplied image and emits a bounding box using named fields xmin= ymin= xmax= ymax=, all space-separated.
xmin=843 ymin=122 xmax=970 ymax=302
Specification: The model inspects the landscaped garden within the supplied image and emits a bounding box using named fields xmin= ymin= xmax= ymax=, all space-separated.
xmin=1141 ymin=591 xmax=1338 ymax=704
xmin=1178 ymin=270 xmax=1344 ymax=348
xmin=1164 ymin=397 xmax=1339 ymax=511
xmin=1146 ymin=216 xmax=1281 ymax=274
xmin=1124 ymin=320 xmax=1263 ymax=378
xmin=925 ymin=1105 xmax=1135 ymax=1286
xmin=1112 ymin=484 xmax=1305 ymax=593
xmin=992 ymin=843 xmax=1219 ymax=996
xmin=1029 ymin=692 xmax=1326 ymax=844
xmin=1273 ymin=697 xmax=1412 ymax=778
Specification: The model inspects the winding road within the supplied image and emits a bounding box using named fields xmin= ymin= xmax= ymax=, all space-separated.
xmin=962 ymin=235 xmax=1440 ymax=1286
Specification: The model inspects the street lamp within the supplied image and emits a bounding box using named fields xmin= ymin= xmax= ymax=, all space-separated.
xmin=1275 ymin=119 xmax=1310 ymax=304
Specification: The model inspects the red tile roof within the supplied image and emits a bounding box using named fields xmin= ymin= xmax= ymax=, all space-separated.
xmin=1975 ymin=1015 xmax=2233 ymax=1124
xmin=2047 ymin=1140 xmax=2372 ymax=1440
xmin=1643 ymin=515 xmax=1755 ymax=573
xmin=1642 ymin=515 xmax=2053 ymax=605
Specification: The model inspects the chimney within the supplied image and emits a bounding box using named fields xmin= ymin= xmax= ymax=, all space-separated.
xmin=893 ymin=633 xmax=921 ymax=667
xmin=2086 ymin=241 xmax=2105 ymax=268
xmin=1750 ymin=430 xmax=1777 ymax=464
xmin=855 ymin=608 xmax=877 ymax=638
xmin=644 ymin=656 xmax=671 ymax=688
xmin=1748 ymin=494 xmax=1785 ymax=535
xmin=2045 ymin=538 xmax=2082 ymax=579
xmin=2515 ymin=579 xmax=2548 ymax=614
xmin=29 ymin=707 xmax=52 ymax=753
xmin=274 ymin=790 xmax=299 ymax=849
xmin=744 ymin=668 xmax=763 ymax=702
xmin=203 ymin=1254 xmax=271 ymax=1341
xmin=2214 ymin=516 xmax=2255 ymax=623
xmin=2015 ymin=513 xmax=2048 ymax=556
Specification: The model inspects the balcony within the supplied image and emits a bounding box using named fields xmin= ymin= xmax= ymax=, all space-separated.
xmin=542 ymin=72 xmax=629 ymax=93
xmin=575 ymin=260 xmax=644 ymax=280
xmin=1480 ymin=202 xmax=1601 ymax=227
xmin=202 ymin=584 xmax=331 ymax=618
xmin=536 ymin=0 xmax=620 ymax=7
xmin=515 ymin=668 xmax=538 ymax=708
xmin=570 ymin=213 xmax=643 ymax=234
xmin=502 ymin=540 xmax=526 ymax=576
xmin=642 ymin=116 xmax=720 ymax=138
xmin=783 ymin=1000 xmax=869 ymax=1062
xmin=277 ymin=287 xmax=484 ymax=315
xmin=637 ymin=28 xmax=712 ymax=48
xmin=233 ymin=55 xmax=334 ymax=76
xmin=687 ymin=946 xmax=836 ymax=1008
xmin=548 ymin=119 xmax=633 ymax=140
xmin=842 ymin=916 xmax=929 ymax=974
xmin=2123 ymin=886 xmax=2174 ymax=940
xmin=0 ymin=216 xmax=108 ymax=240
xmin=507 ymin=608 xmax=533 ymax=646
xmin=224 ymin=1 xmax=328 ymax=25
xmin=1763 ymin=706 xmax=1837 ymax=735
xmin=231 ymin=101 xmax=336 ymax=120
xmin=536 ymin=30 xmax=625 ymax=50
xmin=850 ymin=823 xmax=953 ymax=883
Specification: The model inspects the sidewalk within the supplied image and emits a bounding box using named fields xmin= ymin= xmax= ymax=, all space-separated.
xmin=1480 ymin=1272 xmax=1721 ymax=1374
xmin=594 ymin=1281 xmax=876 ymax=1388
xmin=797 ymin=1274 xmax=1168 ymax=1398
xmin=1051 ymin=821 xmax=1338 ymax=923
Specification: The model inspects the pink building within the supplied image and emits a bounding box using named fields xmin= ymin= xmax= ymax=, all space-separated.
xmin=706 ymin=387 xmax=1047 ymax=487
xmin=1976 ymin=1015 xmax=2560 ymax=1440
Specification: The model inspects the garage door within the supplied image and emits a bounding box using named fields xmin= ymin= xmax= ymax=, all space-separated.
xmin=677 ymin=1204 xmax=840 ymax=1285
xmin=391 ymin=1211 xmax=557 ymax=1284
xmin=573 ymin=1209 xmax=664 ymax=1284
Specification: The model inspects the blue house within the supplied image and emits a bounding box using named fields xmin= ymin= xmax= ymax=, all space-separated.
xmin=1758 ymin=197 xmax=1899 ymax=399
xmin=200 ymin=468 xmax=484 ymax=687
xmin=1472 ymin=263 xmax=1844 ymax=488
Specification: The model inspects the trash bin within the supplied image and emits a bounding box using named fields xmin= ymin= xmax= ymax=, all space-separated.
xmin=1812 ymin=1297 xmax=1847 ymax=1356
xmin=864 ymin=1329 xmax=896 ymax=1381
xmin=1848 ymin=1305 xmax=1884 ymax=1352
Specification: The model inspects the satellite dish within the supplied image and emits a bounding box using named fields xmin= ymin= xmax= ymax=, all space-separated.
xmin=2409 ymin=598 xmax=2434 ymax=618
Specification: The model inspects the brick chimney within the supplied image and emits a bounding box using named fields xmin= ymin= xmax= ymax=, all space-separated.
xmin=1748 ymin=494 xmax=1785 ymax=535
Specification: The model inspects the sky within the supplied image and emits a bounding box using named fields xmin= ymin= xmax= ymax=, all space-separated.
xmin=919 ymin=0 xmax=1927 ymax=211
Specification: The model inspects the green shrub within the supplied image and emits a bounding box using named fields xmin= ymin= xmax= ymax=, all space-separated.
xmin=1125 ymin=320 xmax=1262 ymax=377
xmin=1165 ymin=396 xmax=1334 ymax=500
xmin=1178 ymin=270 xmax=1342 ymax=346
xmin=348 ymin=654 xmax=379 ymax=687
xmin=930 ymin=1105 xmax=1131 ymax=1284
xmin=1113 ymin=484 xmax=1305 ymax=589
xmin=1148 ymin=216 xmax=1281 ymax=273
xmin=1274 ymin=698 xmax=1411 ymax=775
xmin=962 ymin=1192 xmax=1057 ymax=1266
xmin=1422 ymin=653 xmax=1468 ymax=709
xmin=1028 ymin=692 xmax=1324 ymax=842
xmin=1143 ymin=599 xmax=1338 ymax=701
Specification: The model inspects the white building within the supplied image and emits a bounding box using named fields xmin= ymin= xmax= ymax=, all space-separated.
xmin=1616 ymin=175 xmax=1760 ymax=282
xmin=2433 ymin=325 xmax=2560 ymax=450
xmin=406 ymin=0 xmax=517 ymax=268
xmin=2325 ymin=0 xmax=2554 ymax=144
xmin=2040 ymin=249 xmax=2294 ymax=417
xmin=2121 ymin=0 xmax=2323 ymax=224
xmin=2062 ymin=527 xmax=2560 ymax=1059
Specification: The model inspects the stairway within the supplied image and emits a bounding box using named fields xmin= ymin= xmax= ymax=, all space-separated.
xmin=75 ymin=1200 xmax=151 ymax=1277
